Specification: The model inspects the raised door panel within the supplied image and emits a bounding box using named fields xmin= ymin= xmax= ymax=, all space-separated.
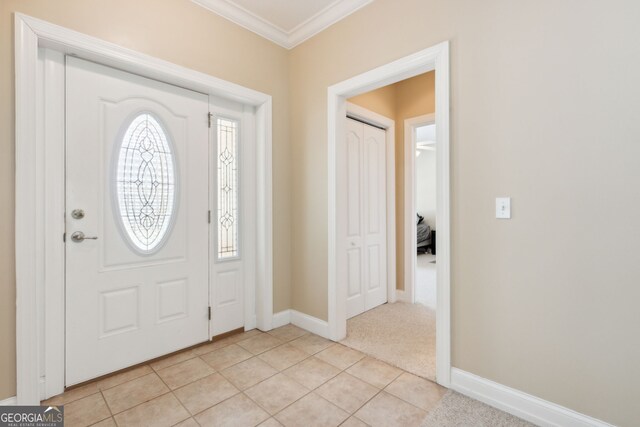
xmin=345 ymin=119 xmax=365 ymax=319
xmin=363 ymin=125 xmax=387 ymax=311
xmin=365 ymin=136 xmax=380 ymax=235
xmin=347 ymin=128 xmax=362 ymax=238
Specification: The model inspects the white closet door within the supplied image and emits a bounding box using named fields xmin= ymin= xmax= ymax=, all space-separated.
xmin=345 ymin=118 xmax=387 ymax=319
xmin=362 ymin=124 xmax=388 ymax=312
xmin=65 ymin=57 xmax=210 ymax=386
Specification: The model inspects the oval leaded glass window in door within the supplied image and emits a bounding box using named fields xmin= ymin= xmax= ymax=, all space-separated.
xmin=115 ymin=113 xmax=177 ymax=253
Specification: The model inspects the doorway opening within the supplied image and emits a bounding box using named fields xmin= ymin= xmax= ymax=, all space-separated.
xmin=406 ymin=116 xmax=437 ymax=309
xmin=327 ymin=42 xmax=450 ymax=387
xmin=338 ymin=72 xmax=437 ymax=381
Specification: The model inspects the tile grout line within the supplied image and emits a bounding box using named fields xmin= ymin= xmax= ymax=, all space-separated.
xmin=190 ymin=328 xmax=261 ymax=358
xmin=380 ymin=372 xmax=435 ymax=414
xmin=248 ymin=380 xmax=313 ymax=420
xmin=331 ymin=367 xmax=391 ymax=420
xmin=111 ymin=365 xmax=193 ymax=425
xmin=231 ymin=354 xmax=315 ymax=416
xmin=187 ymin=389 xmax=244 ymax=420
xmin=47 ymin=330 xmax=278 ymax=424
xmin=326 ymin=359 xmax=413 ymax=420
xmin=152 ymin=359 xmax=202 ymax=424
xmin=339 ymin=335 xmax=439 ymax=385
xmin=271 ymin=356 xmax=379 ymax=423
xmin=149 ymin=351 xmax=199 ymax=373
xmin=234 ymin=336 xmax=334 ymax=420
xmin=169 ymin=388 xmax=197 ymax=426
xmin=45 ymin=329 xmax=281 ymax=406
xmin=251 ymin=335 xmax=340 ymax=418
xmin=265 ymin=346 xmax=314 ymax=372
xmin=217 ymin=358 xmax=280 ymax=390
xmin=109 ymin=391 xmax=175 ymax=420
xmin=167 ymin=332 xmax=293 ymax=420
xmin=317 ymin=371 xmax=377 ymax=413
xmin=350 ymin=388 xmax=385 ymax=425
xmin=99 ymin=388 xmax=115 ymax=422
xmin=242 ymin=389 xmax=284 ymax=421
xmin=342 ymin=367 xmax=433 ymax=425
xmin=261 ymin=354 xmax=355 ymax=422
xmin=96 ymin=366 xmax=154 ymax=393
xmin=118 ymin=359 xmax=415 ymax=427
xmin=63 ymin=328 xmax=436 ymax=426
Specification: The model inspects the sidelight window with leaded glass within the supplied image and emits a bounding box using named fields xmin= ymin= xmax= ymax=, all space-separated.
xmin=216 ymin=117 xmax=239 ymax=259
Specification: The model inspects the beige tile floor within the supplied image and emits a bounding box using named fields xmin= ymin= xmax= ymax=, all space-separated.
xmin=43 ymin=325 xmax=447 ymax=427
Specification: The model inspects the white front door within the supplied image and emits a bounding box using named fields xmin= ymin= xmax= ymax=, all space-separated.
xmin=344 ymin=118 xmax=388 ymax=319
xmin=65 ymin=57 xmax=210 ymax=386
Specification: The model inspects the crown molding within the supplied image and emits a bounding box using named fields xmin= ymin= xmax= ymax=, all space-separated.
xmin=192 ymin=0 xmax=290 ymax=47
xmin=287 ymin=0 xmax=374 ymax=48
xmin=192 ymin=0 xmax=374 ymax=49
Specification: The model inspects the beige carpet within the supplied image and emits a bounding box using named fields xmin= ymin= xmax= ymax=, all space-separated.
xmin=422 ymin=391 xmax=535 ymax=427
xmin=341 ymin=301 xmax=436 ymax=380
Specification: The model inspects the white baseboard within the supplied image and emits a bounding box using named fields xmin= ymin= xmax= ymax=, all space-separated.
xmin=0 ymin=396 xmax=17 ymax=406
xmin=450 ymin=368 xmax=614 ymax=427
xmin=272 ymin=310 xmax=291 ymax=329
xmin=271 ymin=309 xmax=330 ymax=339
xmin=290 ymin=310 xmax=330 ymax=339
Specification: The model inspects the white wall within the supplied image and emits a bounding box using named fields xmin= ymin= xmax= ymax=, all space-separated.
xmin=416 ymin=124 xmax=436 ymax=229
xmin=416 ymin=149 xmax=436 ymax=229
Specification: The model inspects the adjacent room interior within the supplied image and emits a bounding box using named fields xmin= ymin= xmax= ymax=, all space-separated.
xmin=338 ymin=72 xmax=439 ymax=382
xmin=415 ymin=121 xmax=437 ymax=310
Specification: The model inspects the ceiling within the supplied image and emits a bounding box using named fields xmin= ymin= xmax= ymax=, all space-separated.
xmin=192 ymin=0 xmax=375 ymax=49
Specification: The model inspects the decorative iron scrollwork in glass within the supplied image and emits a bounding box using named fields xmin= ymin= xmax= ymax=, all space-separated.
xmin=217 ymin=117 xmax=239 ymax=259
xmin=116 ymin=113 xmax=176 ymax=253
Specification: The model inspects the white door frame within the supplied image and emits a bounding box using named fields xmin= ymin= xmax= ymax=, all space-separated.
xmin=327 ymin=41 xmax=451 ymax=387
xmin=15 ymin=13 xmax=273 ymax=404
xmin=345 ymin=102 xmax=397 ymax=306
xmin=403 ymin=113 xmax=436 ymax=304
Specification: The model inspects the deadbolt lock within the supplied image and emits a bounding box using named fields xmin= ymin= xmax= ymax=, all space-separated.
xmin=71 ymin=209 xmax=85 ymax=220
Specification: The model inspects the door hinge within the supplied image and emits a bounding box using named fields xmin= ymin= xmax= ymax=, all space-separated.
xmin=208 ymin=306 xmax=211 ymax=320
xmin=63 ymin=232 xmax=66 ymax=242
xmin=208 ymin=210 xmax=211 ymax=224
xmin=208 ymin=112 xmax=212 ymax=128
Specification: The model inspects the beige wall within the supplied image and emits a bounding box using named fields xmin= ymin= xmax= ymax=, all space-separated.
xmin=0 ymin=0 xmax=292 ymax=400
xmin=290 ymin=1 xmax=640 ymax=426
xmin=348 ymin=83 xmax=397 ymax=119
xmin=349 ymin=72 xmax=436 ymax=291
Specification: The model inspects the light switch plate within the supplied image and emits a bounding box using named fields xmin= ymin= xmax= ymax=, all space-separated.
xmin=496 ymin=197 xmax=511 ymax=219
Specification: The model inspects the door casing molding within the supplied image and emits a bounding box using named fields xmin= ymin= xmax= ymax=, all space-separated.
xmin=327 ymin=41 xmax=451 ymax=387
xmin=15 ymin=13 xmax=273 ymax=404
xmin=345 ymin=102 xmax=397 ymax=306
